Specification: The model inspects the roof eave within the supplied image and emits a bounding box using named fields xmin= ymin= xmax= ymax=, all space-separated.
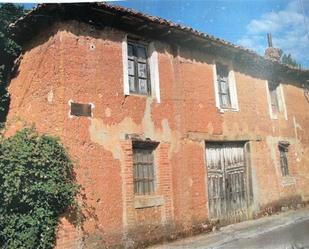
xmin=9 ymin=3 xmax=309 ymax=82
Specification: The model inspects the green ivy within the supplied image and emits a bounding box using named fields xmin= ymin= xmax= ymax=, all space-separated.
xmin=0 ymin=128 xmax=79 ymax=249
xmin=0 ymin=4 xmax=25 ymax=126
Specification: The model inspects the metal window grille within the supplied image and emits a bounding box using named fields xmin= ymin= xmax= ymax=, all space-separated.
xmin=216 ymin=63 xmax=231 ymax=108
xmin=133 ymin=142 xmax=157 ymax=195
xmin=268 ymin=81 xmax=280 ymax=115
xmin=127 ymin=40 xmax=151 ymax=95
xmin=279 ymin=144 xmax=289 ymax=176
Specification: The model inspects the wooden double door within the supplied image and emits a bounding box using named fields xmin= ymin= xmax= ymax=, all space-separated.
xmin=205 ymin=142 xmax=249 ymax=222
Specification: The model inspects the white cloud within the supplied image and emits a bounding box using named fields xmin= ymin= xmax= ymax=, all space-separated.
xmin=238 ymin=0 xmax=309 ymax=68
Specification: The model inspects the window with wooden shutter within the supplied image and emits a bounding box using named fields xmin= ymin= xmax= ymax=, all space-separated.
xmin=268 ymin=81 xmax=280 ymax=115
xmin=216 ymin=63 xmax=232 ymax=109
xmin=127 ymin=40 xmax=150 ymax=95
xmin=133 ymin=141 xmax=158 ymax=195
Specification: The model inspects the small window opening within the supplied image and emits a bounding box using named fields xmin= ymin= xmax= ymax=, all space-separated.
xmin=70 ymin=102 xmax=92 ymax=117
xmin=279 ymin=142 xmax=289 ymax=176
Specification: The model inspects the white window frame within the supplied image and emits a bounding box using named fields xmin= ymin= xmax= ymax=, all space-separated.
xmin=265 ymin=81 xmax=288 ymax=120
xmin=213 ymin=61 xmax=239 ymax=112
xmin=122 ymin=35 xmax=161 ymax=103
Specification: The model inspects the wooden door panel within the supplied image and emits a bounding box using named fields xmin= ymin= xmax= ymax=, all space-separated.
xmin=206 ymin=142 xmax=248 ymax=221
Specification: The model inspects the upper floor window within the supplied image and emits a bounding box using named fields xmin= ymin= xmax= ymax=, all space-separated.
xmin=122 ymin=36 xmax=161 ymax=102
xmin=128 ymin=40 xmax=150 ymax=95
xmin=266 ymin=81 xmax=287 ymax=119
xmin=268 ymin=81 xmax=280 ymax=115
xmin=213 ymin=62 xmax=239 ymax=111
xmin=216 ymin=63 xmax=231 ymax=109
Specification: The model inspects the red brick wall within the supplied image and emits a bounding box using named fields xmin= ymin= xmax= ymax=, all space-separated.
xmin=219 ymin=71 xmax=308 ymax=208
xmin=6 ymin=20 xmax=309 ymax=247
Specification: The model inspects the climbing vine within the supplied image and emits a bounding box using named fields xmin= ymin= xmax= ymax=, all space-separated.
xmin=0 ymin=128 xmax=79 ymax=249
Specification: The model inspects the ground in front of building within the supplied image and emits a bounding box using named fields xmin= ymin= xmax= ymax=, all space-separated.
xmin=149 ymin=207 xmax=309 ymax=249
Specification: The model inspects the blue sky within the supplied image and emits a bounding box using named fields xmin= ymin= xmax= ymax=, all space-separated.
xmin=22 ymin=0 xmax=309 ymax=68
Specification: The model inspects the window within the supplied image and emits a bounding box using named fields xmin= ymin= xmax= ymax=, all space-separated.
xmin=213 ymin=62 xmax=239 ymax=111
xmin=133 ymin=141 xmax=158 ymax=195
xmin=127 ymin=40 xmax=150 ymax=95
xmin=266 ymin=81 xmax=287 ymax=119
xmin=216 ymin=63 xmax=231 ymax=108
xmin=268 ymin=81 xmax=280 ymax=115
xmin=279 ymin=142 xmax=289 ymax=176
xmin=122 ymin=36 xmax=161 ymax=102
xmin=69 ymin=101 xmax=92 ymax=117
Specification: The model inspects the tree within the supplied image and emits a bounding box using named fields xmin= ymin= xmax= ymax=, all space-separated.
xmin=0 ymin=128 xmax=79 ymax=249
xmin=281 ymin=53 xmax=301 ymax=69
xmin=278 ymin=49 xmax=301 ymax=69
xmin=0 ymin=3 xmax=25 ymax=125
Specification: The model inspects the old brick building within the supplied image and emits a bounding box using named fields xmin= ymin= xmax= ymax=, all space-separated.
xmin=7 ymin=3 xmax=309 ymax=248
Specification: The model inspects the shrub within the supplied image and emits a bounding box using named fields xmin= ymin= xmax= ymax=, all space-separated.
xmin=0 ymin=128 xmax=79 ymax=249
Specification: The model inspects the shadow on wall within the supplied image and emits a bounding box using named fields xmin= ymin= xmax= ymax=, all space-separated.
xmin=304 ymin=88 xmax=309 ymax=103
xmin=0 ymin=87 xmax=10 ymax=126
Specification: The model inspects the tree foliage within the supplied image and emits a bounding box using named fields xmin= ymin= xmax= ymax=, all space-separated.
xmin=278 ymin=49 xmax=301 ymax=69
xmin=0 ymin=128 xmax=79 ymax=249
xmin=0 ymin=3 xmax=25 ymax=125
xmin=281 ymin=53 xmax=301 ymax=69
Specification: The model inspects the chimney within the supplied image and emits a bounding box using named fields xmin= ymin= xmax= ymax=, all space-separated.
xmin=264 ymin=33 xmax=281 ymax=61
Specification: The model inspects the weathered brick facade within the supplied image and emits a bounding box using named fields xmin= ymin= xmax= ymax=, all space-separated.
xmin=6 ymin=3 xmax=309 ymax=248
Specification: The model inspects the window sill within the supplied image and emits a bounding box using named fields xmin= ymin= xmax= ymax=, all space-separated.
xmin=282 ymin=176 xmax=296 ymax=187
xmin=270 ymin=113 xmax=288 ymax=121
xmin=134 ymin=195 xmax=165 ymax=209
xmin=124 ymin=93 xmax=160 ymax=104
xmin=217 ymin=107 xmax=239 ymax=113
xmin=127 ymin=93 xmax=151 ymax=97
xmin=270 ymin=114 xmax=278 ymax=120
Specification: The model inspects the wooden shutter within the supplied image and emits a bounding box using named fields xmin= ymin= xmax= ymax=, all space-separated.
xmin=268 ymin=81 xmax=279 ymax=114
xmin=216 ymin=63 xmax=231 ymax=108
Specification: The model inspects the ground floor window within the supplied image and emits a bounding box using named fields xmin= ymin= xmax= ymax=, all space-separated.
xmin=133 ymin=141 xmax=158 ymax=195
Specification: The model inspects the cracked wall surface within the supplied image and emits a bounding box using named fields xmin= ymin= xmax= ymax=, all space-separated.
xmin=6 ymin=20 xmax=309 ymax=248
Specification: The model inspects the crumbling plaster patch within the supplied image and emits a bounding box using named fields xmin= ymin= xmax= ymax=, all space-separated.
xmin=105 ymin=107 xmax=112 ymax=117
xmin=88 ymin=97 xmax=180 ymax=234
xmin=293 ymin=116 xmax=304 ymax=141
xmin=89 ymin=97 xmax=180 ymax=161
xmin=47 ymin=89 xmax=54 ymax=103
